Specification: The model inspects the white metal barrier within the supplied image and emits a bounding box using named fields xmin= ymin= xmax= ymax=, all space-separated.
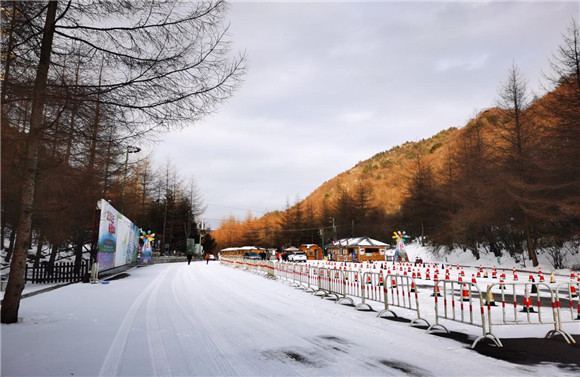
xmin=376 ymin=273 xmax=430 ymax=328
xmin=554 ymin=281 xmax=580 ymax=342
xmin=355 ymin=271 xmax=385 ymax=311
xmin=222 ymin=259 xmax=578 ymax=350
xmin=320 ymin=268 xmax=352 ymax=304
xmin=483 ymin=281 xmax=575 ymax=345
xmin=304 ymin=266 xmax=319 ymax=293
xmin=426 ymin=280 xmax=501 ymax=349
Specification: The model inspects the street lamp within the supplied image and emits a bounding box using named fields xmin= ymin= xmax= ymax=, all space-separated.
xmin=121 ymin=145 xmax=141 ymax=213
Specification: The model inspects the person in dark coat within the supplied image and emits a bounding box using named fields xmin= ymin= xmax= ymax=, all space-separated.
xmin=187 ymin=253 xmax=193 ymax=265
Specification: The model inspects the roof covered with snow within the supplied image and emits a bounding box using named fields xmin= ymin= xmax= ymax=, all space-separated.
xmin=326 ymin=237 xmax=389 ymax=248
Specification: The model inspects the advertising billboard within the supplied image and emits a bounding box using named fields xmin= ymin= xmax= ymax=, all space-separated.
xmin=97 ymin=199 xmax=140 ymax=271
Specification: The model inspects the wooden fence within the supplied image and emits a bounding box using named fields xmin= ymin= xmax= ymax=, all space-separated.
xmin=25 ymin=261 xmax=89 ymax=284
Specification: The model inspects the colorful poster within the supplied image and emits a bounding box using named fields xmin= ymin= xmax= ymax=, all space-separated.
xmin=97 ymin=200 xmax=140 ymax=271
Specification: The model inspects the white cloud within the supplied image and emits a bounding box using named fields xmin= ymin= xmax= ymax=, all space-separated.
xmin=150 ymin=1 xmax=578 ymax=228
xmin=435 ymin=53 xmax=490 ymax=72
xmin=336 ymin=111 xmax=375 ymax=123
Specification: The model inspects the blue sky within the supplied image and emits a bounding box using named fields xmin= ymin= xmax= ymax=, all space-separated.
xmin=150 ymin=1 xmax=579 ymax=229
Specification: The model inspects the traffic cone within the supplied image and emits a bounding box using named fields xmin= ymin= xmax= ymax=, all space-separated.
xmin=366 ymin=274 xmax=372 ymax=284
xmin=461 ymin=284 xmax=470 ymax=301
xmin=570 ymin=270 xmax=575 ymax=280
xmin=499 ymin=278 xmax=505 ymax=290
xmin=354 ymin=272 xmax=358 ymax=282
xmin=410 ymin=281 xmax=417 ymax=293
xmin=460 ymin=269 xmax=465 ymax=277
xmin=425 ymin=271 xmax=431 ymax=280
xmin=458 ymin=276 xmax=463 ymax=282
xmin=417 ymin=270 xmax=422 ymax=279
xmin=550 ymin=272 xmax=556 ymax=284
xmin=485 ymin=285 xmax=496 ymax=306
xmin=484 ymin=269 xmax=489 ymax=278
xmin=391 ymin=276 xmax=397 ymax=288
xmin=492 ymin=269 xmax=497 ymax=279
xmin=513 ymin=271 xmax=519 ymax=281
xmin=520 ymin=288 xmax=535 ymax=313
xmin=431 ymin=284 xmax=441 ymax=297
xmin=476 ymin=270 xmax=481 ymax=278
xmin=378 ymin=271 xmax=384 ymax=286
xmin=570 ymin=284 xmax=577 ymax=298
xmin=529 ymin=273 xmax=534 ymax=282
xmin=539 ymin=272 xmax=545 ymax=283
xmin=531 ymin=278 xmax=538 ymax=294
xmin=471 ymin=274 xmax=477 ymax=284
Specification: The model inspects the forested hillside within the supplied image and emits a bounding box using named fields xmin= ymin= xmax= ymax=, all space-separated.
xmin=213 ymin=21 xmax=580 ymax=267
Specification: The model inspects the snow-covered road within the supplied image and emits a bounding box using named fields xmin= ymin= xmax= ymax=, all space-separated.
xmin=1 ymin=262 xmax=574 ymax=376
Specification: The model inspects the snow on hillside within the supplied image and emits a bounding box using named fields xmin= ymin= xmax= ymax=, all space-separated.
xmin=405 ymin=241 xmax=580 ymax=274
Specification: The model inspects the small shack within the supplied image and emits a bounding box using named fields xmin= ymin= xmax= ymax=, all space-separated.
xmin=299 ymin=244 xmax=323 ymax=260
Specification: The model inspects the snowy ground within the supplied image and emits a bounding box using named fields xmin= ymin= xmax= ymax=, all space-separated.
xmin=1 ymin=261 xmax=578 ymax=377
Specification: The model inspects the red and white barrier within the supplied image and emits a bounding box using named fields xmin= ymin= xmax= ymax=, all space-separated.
xmin=485 ymin=281 xmax=575 ymax=345
xmin=377 ymin=273 xmax=430 ymax=327
xmin=426 ymin=280 xmax=500 ymax=349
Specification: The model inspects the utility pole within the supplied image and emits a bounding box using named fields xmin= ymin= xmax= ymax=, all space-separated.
xmin=319 ymin=227 xmax=325 ymax=259
xmin=329 ymin=217 xmax=336 ymax=241
xmin=121 ymin=145 xmax=141 ymax=214
xmin=198 ymin=220 xmax=205 ymax=256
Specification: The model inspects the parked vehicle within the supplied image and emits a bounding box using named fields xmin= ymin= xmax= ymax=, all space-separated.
xmin=287 ymin=251 xmax=307 ymax=263
xmin=243 ymin=252 xmax=260 ymax=260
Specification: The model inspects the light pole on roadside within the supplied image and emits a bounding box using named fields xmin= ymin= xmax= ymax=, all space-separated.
xmin=121 ymin=145 xmax=141 ymax=214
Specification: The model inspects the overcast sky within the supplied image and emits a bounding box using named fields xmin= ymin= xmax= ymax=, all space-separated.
xmin=149 ymin=1 xmax=578 ymax=229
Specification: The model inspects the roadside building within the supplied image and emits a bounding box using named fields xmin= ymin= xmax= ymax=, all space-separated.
xmin=219 ymin=246 xmax=265 ymax=258
xmin=326 ymin=237 xmax=393 ymax=263
xmin=299 ymin=244 xmax=323 ymax=260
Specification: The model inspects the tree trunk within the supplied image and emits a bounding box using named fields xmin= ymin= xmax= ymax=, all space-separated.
xmin=47 ymin=243 xmax=58 ymax=275
xmin=1 ymin=1 xmax=58 ymax=324
xmin=525 ymin=221 xmax=539 ymax=267
xmin=33 ymin=233 xmax=44 ymax=268
xmin=0 ymin=221 xmax=4 ymax=251
xmin=4 ymin=228 xmax=16 ymax=263
xmin=73 ymin=241 xmax=83 ymax=274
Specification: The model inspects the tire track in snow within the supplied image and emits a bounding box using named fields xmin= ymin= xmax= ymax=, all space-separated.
xmin=98 ymin=267 xmax=171 ymax=377
xmin=210 ymin=264 xmax=419 ymax=376
xmin=170 ymin=264 xmax=242 ymax=376
xmin=146 ymin=265 xmax=174 ymax=377
xmin=186 ymin=264 xmax=310 ymax=376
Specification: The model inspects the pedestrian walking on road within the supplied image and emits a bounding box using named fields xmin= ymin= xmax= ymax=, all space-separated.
xmin=205 ymin=253 xmax=210 ymax=264
xmin=187 ymin=253 xmax=193 ymax=265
